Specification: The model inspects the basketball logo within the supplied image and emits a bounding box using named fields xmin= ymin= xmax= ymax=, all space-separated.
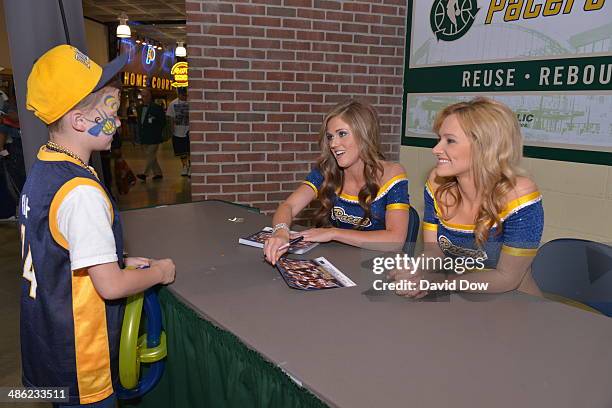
xmin=430 ymin=0 xmax=480 ymax=41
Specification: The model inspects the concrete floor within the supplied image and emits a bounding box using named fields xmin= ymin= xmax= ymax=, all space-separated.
xmin=0 ymin=140 xmax=191 ymax=406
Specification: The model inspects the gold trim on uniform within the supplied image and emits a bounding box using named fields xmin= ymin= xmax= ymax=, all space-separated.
xmin=498 ymin=191 xmax=542 ymax=221
xmin=386 ymin=203 xmax=410 ymax=211
xmin=72 ymin=269 xmax=113 ymax=403
xmin=37 ymin=146 xmax=99 ymax=179
xmin=37 ymin=145 xmax=116 ymax=403
xmin=439 ymin=219 xmax=476 ymax=232
xmin=375 ymin=174 xmax=408 ymax=199
xmin=501 ymin=245 xmax=538 ymax=257
xmin=423 ymin=222 xmax=438 ymax=231
xmin=426 ymin=180 xmax=542 ymax=231
xmin=302 ymin=181 xmax=318 ymax=196
xmin=337 ymin=173 xmax=409 ymax=203
xmin=49 ymin=178 xmax=114 ymax=250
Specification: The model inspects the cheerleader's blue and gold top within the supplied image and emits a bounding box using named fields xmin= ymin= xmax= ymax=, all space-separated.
xmin=423 ymin=181 xmax=544 ymax=268
xmin=303 ymin=167 xmax=410 ymax=231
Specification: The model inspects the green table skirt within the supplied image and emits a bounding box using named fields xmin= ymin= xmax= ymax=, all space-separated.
xmin=121 ymin=288 xmax=328 ymax=408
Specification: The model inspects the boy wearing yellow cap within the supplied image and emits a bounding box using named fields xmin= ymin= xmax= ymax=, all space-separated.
xmin=20 ymin=44 xmax=176 ymax=407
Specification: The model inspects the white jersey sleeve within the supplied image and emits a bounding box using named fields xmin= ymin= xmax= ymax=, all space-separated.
xmin=57 ymin=185 xmax=118 ymax=270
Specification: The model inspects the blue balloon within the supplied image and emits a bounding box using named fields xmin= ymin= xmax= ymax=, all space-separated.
xmin=117 ymin=287 xmax=166 ymax=399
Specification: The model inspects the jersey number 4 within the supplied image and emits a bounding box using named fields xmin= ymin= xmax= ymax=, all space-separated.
xmin=21 ymin=225 xmax=37 ymax=299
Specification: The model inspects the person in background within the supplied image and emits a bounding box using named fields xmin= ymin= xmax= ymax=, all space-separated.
xmin=136 ymin=88 xmax=165 ymax=181
xmin=166 ymin=87 xmax=190 ymax=176
xmin=390 ymin=97 xmax=544 ymax=298
xmin=0 ymin=91 xmax=25 ymax=220
xmin=20 ymin=44 xmax=175 ymax=407
xmin=127 ymin=100 xmax=139 ymax=144
xmin=264 ymin=98 xmax=411 ymax=265
xmin=0 ymin=91 xmax=23 ymax=164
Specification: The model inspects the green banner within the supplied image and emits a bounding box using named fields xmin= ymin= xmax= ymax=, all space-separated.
xmin=406 ymin=56 xmax=611 ymax=93
xmin=402 ymin=0 xmax=612 ymax=165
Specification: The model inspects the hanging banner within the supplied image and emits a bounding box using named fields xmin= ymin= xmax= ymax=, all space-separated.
xmin=402 ymin=0 xmax=611 ymax=164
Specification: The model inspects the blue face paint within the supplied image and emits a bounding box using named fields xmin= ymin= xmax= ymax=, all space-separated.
xmin=86 ymin=95 xmax=120 ymax=136
xmin=86 ymin=109 xmax=117 ymax=136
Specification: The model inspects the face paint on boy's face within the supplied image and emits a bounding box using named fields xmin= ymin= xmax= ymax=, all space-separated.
xmin=104 ymin=95 xmax=119 ymax=111
xmin=85 ymin=93 xmax=120 ymax=137
xmin=86 ymin=109 xmax=117 ymax=136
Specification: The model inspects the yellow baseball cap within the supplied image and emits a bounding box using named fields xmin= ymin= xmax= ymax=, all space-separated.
xmin=26 ymin=44 xmax=127 ymax=125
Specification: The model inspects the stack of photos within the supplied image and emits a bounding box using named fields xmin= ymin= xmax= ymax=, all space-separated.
xmin=239 ymin=227 xmax=319 ymax=254
xmin=276 ymin=257 xmax=356 ymax=290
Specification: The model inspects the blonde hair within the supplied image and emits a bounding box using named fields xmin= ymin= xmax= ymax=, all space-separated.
xmin=314 ymin=98 xmax=385 ymax=228
xmin=432 ymin=97 xmax=525 ymax=247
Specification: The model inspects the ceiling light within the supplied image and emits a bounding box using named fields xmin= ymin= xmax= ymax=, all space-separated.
xmin=116 ymin=13 xmax=131 ymax=38
xmin=175 ymin=41 xmax=186 ymax=57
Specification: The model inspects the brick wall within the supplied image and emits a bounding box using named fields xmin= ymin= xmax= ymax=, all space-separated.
xmin=187 ymin=0 xmax=407 ymax=217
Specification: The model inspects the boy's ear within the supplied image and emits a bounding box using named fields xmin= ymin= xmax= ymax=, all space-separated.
xmin=66 ymin=110 xmax=89 ymax=133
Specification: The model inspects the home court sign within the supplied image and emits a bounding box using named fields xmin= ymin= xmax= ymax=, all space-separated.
xmin=171 ymin=62 xmax=188 ymax=88
xmin=119 ymin=39 xmax=175 ymax=90
xmin=122 ymin=72 xmax=173 ymax=91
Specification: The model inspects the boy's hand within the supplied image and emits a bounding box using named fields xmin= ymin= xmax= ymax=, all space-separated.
xmin=151 ymin=258 xmax=176 ymax=285
xmin=124 ymin=257 xmax=150 ymax=268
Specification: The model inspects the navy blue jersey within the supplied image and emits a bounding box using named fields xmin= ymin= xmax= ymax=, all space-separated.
xmin=19 ymin=146 xmax=124 ymax=404
xmin=423 ymin=181 xmax=544 ymax=268
xmin=303 ymin=167 xmax=410 ymax=230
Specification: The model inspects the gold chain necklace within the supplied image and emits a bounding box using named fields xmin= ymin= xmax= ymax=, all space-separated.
xmin=45 ymin=141 xmax=96 ymax=177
